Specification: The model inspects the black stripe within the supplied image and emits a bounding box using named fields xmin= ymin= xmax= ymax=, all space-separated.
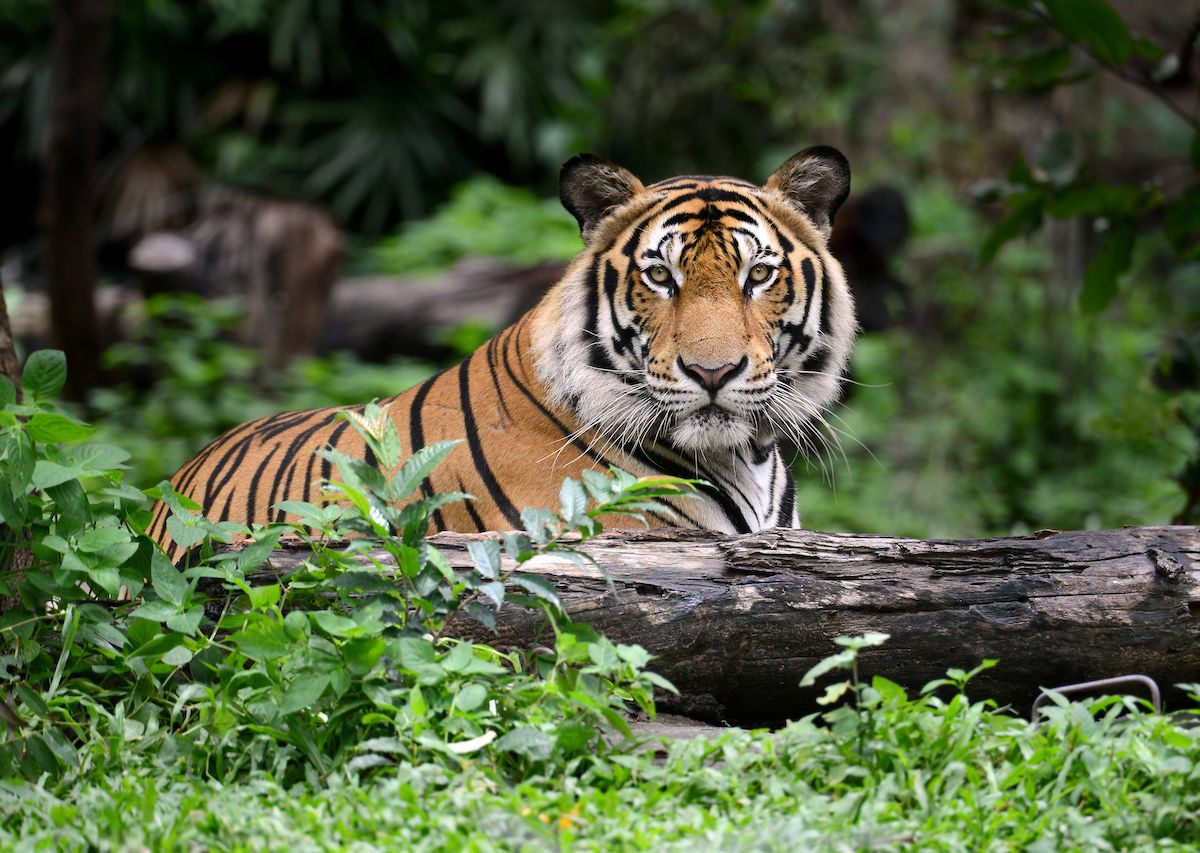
xmin=459 ymin=476 xmax=486 ymax=532
xmin=457 ymin=358 xmax=522 ymax=528
xmin=485 ymin=336 xmax=514 ymax=422
xmin=408 ymin=370 xmax=448 ymax=530
xmin=776 ymin=466 xmax=796 ymax=527
xmin=243 ymin=443 xmax=281 ymax=526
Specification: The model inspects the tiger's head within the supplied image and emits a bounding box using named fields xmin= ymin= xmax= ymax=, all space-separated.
xmin=532 ymin=148 xmax=857 ymax=460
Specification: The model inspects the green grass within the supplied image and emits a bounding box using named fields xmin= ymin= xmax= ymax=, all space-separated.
xmin=7 ymin=690 xmax=1200 ymax=851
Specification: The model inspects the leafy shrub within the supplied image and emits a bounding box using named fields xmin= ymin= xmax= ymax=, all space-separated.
xmin=370 ymin=175 xmax=583 ymax=275
xmin=3 ymin=352 xmax=685 ymax=787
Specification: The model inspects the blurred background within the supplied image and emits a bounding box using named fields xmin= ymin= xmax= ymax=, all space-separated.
xmin=0 ymin=0 xmax=1196 ymax=537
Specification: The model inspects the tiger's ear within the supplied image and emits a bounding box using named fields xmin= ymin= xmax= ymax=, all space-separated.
xmin=559 ymin=154 xmax=645 ymax=243
xmin=765 ymin=146 xmax=851 ymax=239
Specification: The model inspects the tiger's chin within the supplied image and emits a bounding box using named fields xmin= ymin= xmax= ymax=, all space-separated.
xmin=668 ymin=406 xmax=757 ymax=454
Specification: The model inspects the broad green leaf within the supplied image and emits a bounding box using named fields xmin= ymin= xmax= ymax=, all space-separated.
xmin=510 ymin=574 xmax=563 ymax=612
xmin=230 ymin=616 xmax=293 ymax=661
xmin=31 ymin=460 xmax=84 ymax=490
xmin=166 ymin=605 xmax=204 ymax=635
xmin=343 ymin=636 xmax=386 ymax=675
xmin=76 ymin=526 xmax=130 ymax=554
xmin=1043 ymin=0 xmax=1133 ymax=65
xmin=21 ymin=350 xmax=67 ymax=400
xmin=25 ymin=413 xmax=94 ymax=444
xmin=1080 ymin=221 xmax=1134 ymax=313
xmin=310 ymin=610 xmax=359 ymax=637
xmin=237 ymin=528 xmax=283 ymax=574
xmin=166 ymin=516 xmax=206 ymax=552
xmin=247 ymin=583 xmax=281 ymax=611
xmin=0 ymin=376 xmax=14 ymax=408
xmin=67 ymin=442 xmax=131 ymax=473
xmin=84 ymin=565 xmax=122 ymax=598
xmin=559 ymin=477 xmax=588 ymax=522
xmin=799 ymin=649 xmax=856 ymax=687
xmin=441 ymin=641 xmax=475 ymax=673
xmin=479 ymin=581 xmax=505 ymax=610
xmin=494 ymin=726 xmax=554 ymax=760
xmin=467 ymin=539 xmax=502 ymax=580
xmin=1163 ymin=184 xmax=1200 ymax=256
xmin=151 ymin=550 xmax=189 ymax=607
xmin=161 ymin=645 xmax=194 ymax=666
xmin=1005 ymin=44 xmax=1070 ymax=90
xmin=280 ymin=672 xmax=330 ymax=715
xmin=1045 ymin=180 xmax=1145 ymax=219
xmin=453 ymin=682 xmax=489 ymax=712
xmin=44 ymin=479 xmax=91 ymax=526
xmin=130 ymin=600 xmax=177 ymax=623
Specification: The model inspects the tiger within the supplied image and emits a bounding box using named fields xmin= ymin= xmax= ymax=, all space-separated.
xmin=149 ymin=147 xmax=857 ymax=562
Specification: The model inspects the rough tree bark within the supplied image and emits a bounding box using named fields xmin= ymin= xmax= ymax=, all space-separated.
xmin=232 ymin=525 xmax=1200 ymax=725
xmin=46 ymin=0 xmax=111 ymax=400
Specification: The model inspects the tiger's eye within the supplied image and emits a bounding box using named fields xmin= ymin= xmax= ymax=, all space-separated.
xmin=749 ymin=263 xmax=772 ymax=283
xmin=647 ymin=265 xmax=671 ymax=284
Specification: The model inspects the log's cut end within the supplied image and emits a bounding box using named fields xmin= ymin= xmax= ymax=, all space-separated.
xmin=226 ymin=525 xmax=1200 ymax=726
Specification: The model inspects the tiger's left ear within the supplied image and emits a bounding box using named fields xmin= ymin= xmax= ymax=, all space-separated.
xmin=765 ymin=146 xmax=851 ymax=239
xmin=560 ymin=154 xmax=645 ymax=243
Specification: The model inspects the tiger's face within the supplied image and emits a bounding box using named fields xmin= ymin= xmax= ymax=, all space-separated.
xmin=535 ymin=148 xmax=856 ymax=460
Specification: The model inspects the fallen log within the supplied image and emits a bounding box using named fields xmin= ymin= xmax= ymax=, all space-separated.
xmin=235 ymin=525 xmax=1200 ymax=725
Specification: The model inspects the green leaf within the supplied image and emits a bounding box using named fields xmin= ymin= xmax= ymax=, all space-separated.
xmin=161 ymin=645 xmax=194 ymax=666
xmin=980 ymin=191 xmax=1044 ymax=264
xmin=1163 ymin=184 xmax=1200 ymax=256
xmin=310 ymin=611 xmax=360 ymax=637
xmin=21 ymin=351 xmax=67 ymax=400
xmin=0 ymin=376 xmax=15 ymax=408
xmin=151 ymin=550 xmax=189 ymax=607
xmin=1044 ymin=180 xmax=1145 ymax=219
xmin=343 ymin=636 xmax=386 ymax=675
xmin=453 ymin=682 xmax=488 ymax=712
xmin=441 ymin=641 xmax=475 ymax=673
xmin=1080 ymin=221 xmax=1134 ymax=313
xmin=281 ymin=672 xmax=330 ymax=715
xmin=559 ymin=477 xmax=588 ymax=522
xmin=44 ymin=479 xmax=91 ymax=526
xmin=1042 ymin=0 xmax=1133 ymax=65
xmin=494 ymin=725 xmax=554 ymax=760
xmin=67 ymin=443 xmax=131 ymax=473
xmin=247 ymin=583 xmax=281 ymax=611
xmin=25 ymin=413 xmax=95 ymax=444
xmin=392 ymin=439 xmax=463 ymax=499
xmin=31 ymin=460 xmax=84 ymax=490
xmin=166 ymin=605 xmax=204 ymax=635
xmin=1004 ymin=45 xmax=1070 ymax=90
xmin=230 ymin=616 xmax=294 ymax=661
xmin=467 ymin=539 xmax=502 ymax=580
xmin=76 ymin=526 xmax=131 ymax=554
xmin=510 ymin=574 xmax=563 ymax=612
xmin=166 ymin=516 xmax=207 ymax=552
xmin=238 ymin=528 xmax=283 ymax=574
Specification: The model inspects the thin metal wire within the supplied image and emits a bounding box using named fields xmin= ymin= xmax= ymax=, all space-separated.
xmin=1031 ymin=674 xmax=1162 ymax=722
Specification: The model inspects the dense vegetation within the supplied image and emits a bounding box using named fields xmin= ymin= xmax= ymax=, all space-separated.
xmin=2 ymin=0 xmax=1200 ymax=848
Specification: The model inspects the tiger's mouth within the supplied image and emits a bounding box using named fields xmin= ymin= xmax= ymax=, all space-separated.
xmin=668 ymin=401 xmax=756 ymax=452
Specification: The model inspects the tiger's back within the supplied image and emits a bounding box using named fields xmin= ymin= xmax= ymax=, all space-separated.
xmin=150 ymin=147 xmax=857 ymax=561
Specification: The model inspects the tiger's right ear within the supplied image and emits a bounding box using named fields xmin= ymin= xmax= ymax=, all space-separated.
xmin=559 ymin=154 xmax=645 ymax=243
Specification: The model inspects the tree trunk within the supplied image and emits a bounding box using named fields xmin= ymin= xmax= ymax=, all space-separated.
xmin=46 ymin=0 xmax=111 ymax=400
xmin=0 ymin=272 xmax=31 ymax=612
xmin=0 ymin=271 xmax=20 ymax=397
xmin=230 ymin=525 xmax=1200 ymax=725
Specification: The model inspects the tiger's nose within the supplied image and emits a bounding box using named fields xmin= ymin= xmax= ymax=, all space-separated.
xmin=679 ymin=355 xmax=748 ymax=393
